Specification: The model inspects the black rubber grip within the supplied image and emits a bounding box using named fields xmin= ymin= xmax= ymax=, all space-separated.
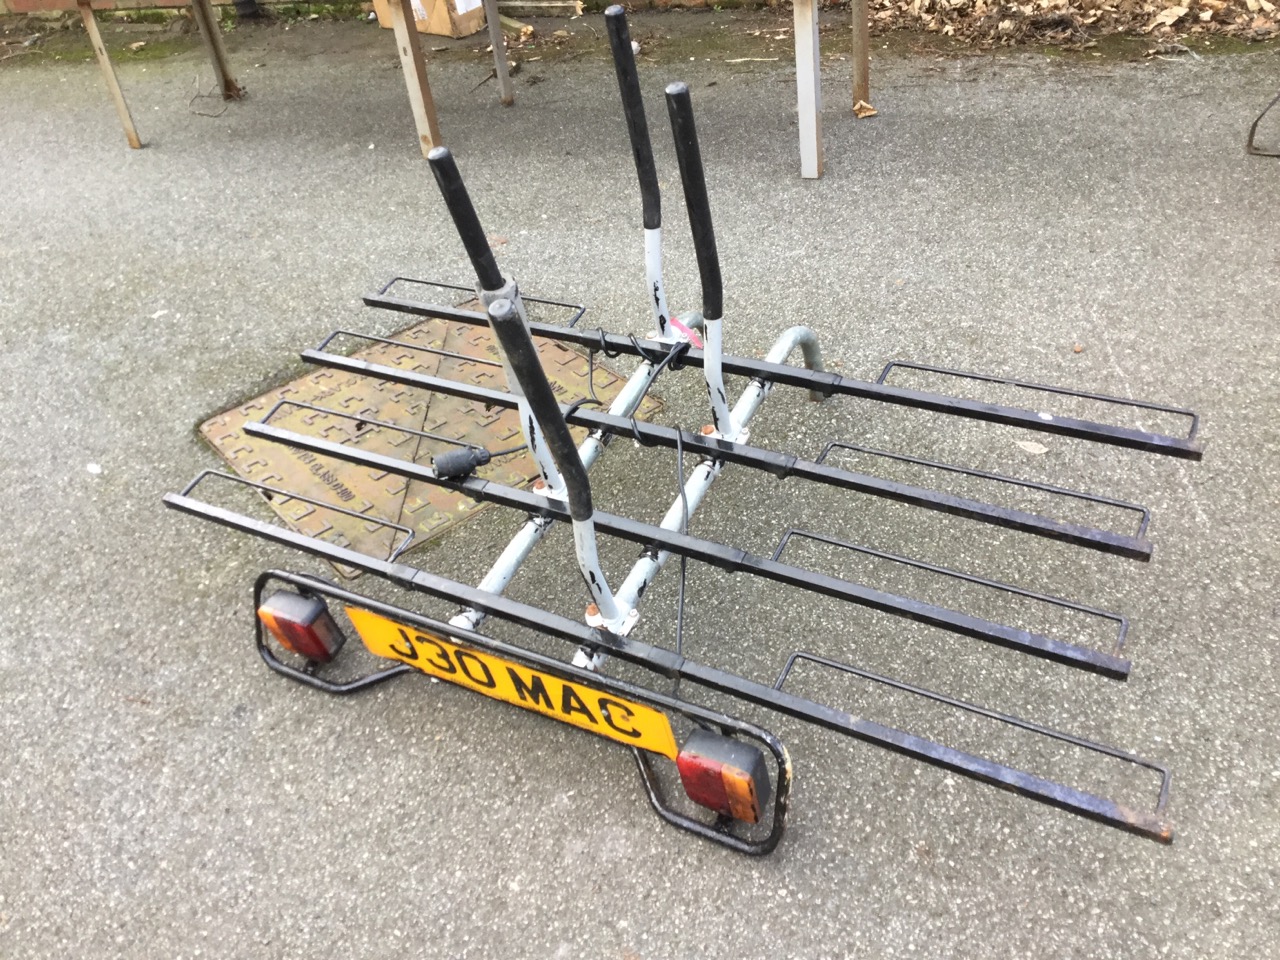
xmin=427 ymin=147 xmax=504 ymax=292
xmin=605 ymin=5 xmax=660 ymax=230
xmin=486 ymin=299 xmax=595 ymax=522
xmin=664 ymin=82 xmax=723 ymax=322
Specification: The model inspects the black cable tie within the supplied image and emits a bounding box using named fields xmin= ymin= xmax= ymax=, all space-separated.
xmin=597 ymin=328 xmax=623 ymax=359
xmin=565 ymin=397 xmax=602 ymax=418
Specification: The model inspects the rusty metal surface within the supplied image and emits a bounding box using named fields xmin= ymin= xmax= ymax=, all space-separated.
xmin=200 ymin=316 xmax=661 ymax=577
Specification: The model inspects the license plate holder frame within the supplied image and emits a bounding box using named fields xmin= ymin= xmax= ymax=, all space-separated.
xmin=252 ymin=569 xmax=792 ymax=855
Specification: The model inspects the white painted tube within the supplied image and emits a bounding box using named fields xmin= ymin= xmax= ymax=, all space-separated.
xmin=451 ymin=351 xmax=664 ymax=631
xmin=615 ymin=325 xmax=822 ymax=620
xmin=644 ymin=227 xmax=670 ymax=338
xmin=702 ymin=319 xmax=737 ymax=436
xmin=572 ymin=515 xmax=620 ymax=624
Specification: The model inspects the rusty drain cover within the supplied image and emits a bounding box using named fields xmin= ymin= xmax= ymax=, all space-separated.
xmin=200 ymin=316 xmax=662 ymax=577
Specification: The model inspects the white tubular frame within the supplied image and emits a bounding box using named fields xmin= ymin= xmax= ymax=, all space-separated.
xmin=576 ymin=324 xmax=821 ymax=669
xmin=449 ymin=345 xmax=668 ymax=632
xmin=451 ymin=322 xmax=818 ymax=647
xmin=701 ymin=318 xmax=738 ymax=437
xmin=644 ymin=227 xmax=671 ymax=338
xmin=616 ymin=325 xmax=820 ymax=617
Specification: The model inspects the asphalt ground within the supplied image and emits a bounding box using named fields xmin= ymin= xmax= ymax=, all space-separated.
xmin=1 ymin=15 xmax=1279 ymax=959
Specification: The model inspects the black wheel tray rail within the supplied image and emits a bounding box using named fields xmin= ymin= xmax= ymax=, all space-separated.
xmin=770 ymin=528 xmax=1132 ymax=660
xmin=816 ymin=440 xmax=1153 ymax=546
xmin=298 ymin=318 xmax=1157 ymax=563
xmin=163 ymin=482 xmax=1175 ymax=844
xmin=360 ymin=289 xmax=1204 ymax=461
xmin=241 ymin=409 xmax=1135 ymax=679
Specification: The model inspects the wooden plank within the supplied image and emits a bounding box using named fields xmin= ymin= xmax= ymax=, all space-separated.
xmin=792 ymin=0 xmax=823 ymax=178
xmin=189 ymin=0 xmax=242 ymax=99
xmin=852 ymin=0 xmax=869 ymax=107
xmin=387 ymin=0 xmax=443 ymax=155
xmin=498 ymin=13 xmax=531 ymax=34
xmin=495 ymin=0 xmax=580 ymax=15
xmin=77 ymin=0 xmax=142 ymax=149
xmin=482 ymin=0 xmax=514 ymax=106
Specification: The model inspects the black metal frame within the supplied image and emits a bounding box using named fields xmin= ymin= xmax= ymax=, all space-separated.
xmin=374 ymin=276 xmax=589 ymax=328
xmin=817 ymin=440 xmax=1152 ymax=543
xmin=287 ymin=336 xmax=1156 ymax=561
xmin=240 ymin=417 xmax=1135 ymax=679
xmin=359 ymin=291 xmax=1203 ymax=460
xmin=163 ymin=488 xmax=1176 ymax=843
xmin=771 ymin=528 xmax=1131 ymax=658
xmin=772 ymin=651 xmax=1170 ymax=815
xmin=876 ymin=360 xmax=1201 ymax=440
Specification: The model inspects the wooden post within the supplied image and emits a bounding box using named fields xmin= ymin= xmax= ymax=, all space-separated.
xmin=481 ymin=0 xmax=514 ymax=106
xmin=792 ymin=0 xmax=823 ymax=178
xmin=77 ymin=0 xmax=142 ymax=149
xmin=852 ymin=0 xmax=870 ymax=107
xmin=189 ymin=0 xmax=243 ymax=100
xmin=386 ymin=0 xmax=444 ymax=155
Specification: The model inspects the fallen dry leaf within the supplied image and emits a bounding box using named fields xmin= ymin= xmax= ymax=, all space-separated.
xmin=1147 ymin=4 xmax=1188 ymax=28
xmin=1016 ymin=440 xmax=1049 ymax=454
xmin=854 ymin=100 xmax=879 ymax=118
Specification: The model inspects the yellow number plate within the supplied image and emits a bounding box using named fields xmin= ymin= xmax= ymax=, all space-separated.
xmin=346 ymin=608 xmax=679 ymax=760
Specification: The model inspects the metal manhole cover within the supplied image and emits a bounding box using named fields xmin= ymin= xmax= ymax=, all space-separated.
xmin=200 ymin=315 xmax=662 ymax=577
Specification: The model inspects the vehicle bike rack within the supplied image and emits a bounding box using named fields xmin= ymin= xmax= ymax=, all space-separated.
xmin=164 ymin=7 xmax=1200 ymax=854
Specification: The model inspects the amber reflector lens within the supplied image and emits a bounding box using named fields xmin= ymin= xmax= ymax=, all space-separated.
xmin=257 ymin=591 xmax=346 ymax=663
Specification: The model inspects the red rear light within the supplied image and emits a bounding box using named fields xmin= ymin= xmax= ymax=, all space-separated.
xmin=676 ymin=729 xmax=772 ymax=824
xmin=257 ymin=591 xmax=347 ymax=663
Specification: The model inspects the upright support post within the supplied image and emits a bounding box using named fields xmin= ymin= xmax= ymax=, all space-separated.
xmin=852 ymin=0 xmax=870 ymax=107
xmin=425 ymin=147 xmax=560 ymax=485
xmin=486 ymin=299 xmax=623 ymax=626
xmin=665 ymin=82 xmax=737 ymax=437
xmin=426 ymin=146 xmax=625 ymax=628
xmin=387 ymin=0 xmax=444 ymax=156
xmin=481 ymin=0 xmax=515 ymax=106
xmin=792 ymin=0 xmax=823 ymax=179
xmin=189 ymin=0 xmax=243 ymax=100
xmin=605 ymin=5 xmax=672 ymax=340
xmin=77 ymin=0 xmax=142 ymax=149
